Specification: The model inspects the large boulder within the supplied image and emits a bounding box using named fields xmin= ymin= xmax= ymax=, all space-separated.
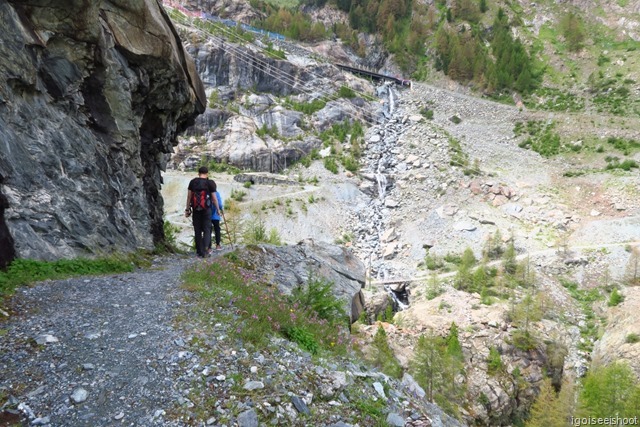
xmin=236 ymin=239 xmax=366 ymax=323
xmin=0 ymin=0 xmax=205 ymax=263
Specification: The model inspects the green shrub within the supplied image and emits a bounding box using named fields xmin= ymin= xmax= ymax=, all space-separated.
xmin=230 ymin=189 xmax=246 ymax=202
xmin=291 ymin=274 xmax=347 ymax=322
xmin=450 ymin=115 xmax=462 ymax=124
xmin=425 ymin=253 xmax=445 ymax=271
xmin=243 ymin=181 xmax=253 ymax=189
xmin=420 ymin=108 xmax=434 ymax=120
xmin=242 ymin=218 xmax=282 ymax=245
xmin=256 ymin=123 xmax=280 ymax=139
xmin=511 ymin=330 xmax=538 ymax=351
xmin=207 ymin=160 xmax=241 ymax=175
xmin=338 ymin=85 xmax=356 ymax=99
xmin=606 ymin=136 xmax=640 ymax=155
xmin=608 ymin=288 xmax=624 ymax=306
xmin=487 ymin=347 xmax=503 ymax=374
xmin=283 ymin=326 xmax=319 ymax=354
xmin=340 ymin=154 xmax=359 ymax=173
xmin=265 ymin=42 xmax=286 ymax=60
xmin=626 ymin=333 xmax=640 ymax=344
xmin=324 ymin=156 xmax=339 ymax=174
xmin=162 ymin=220 xmax=182 ymax=253
xmin=605 ymin=158 xmax=639 ymax=171
xmin=289 ymin=98 xmax=326 ymax=115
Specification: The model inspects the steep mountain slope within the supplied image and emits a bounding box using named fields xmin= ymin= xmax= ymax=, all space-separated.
xmin=0 ymin=0 xmax=205 ymax=265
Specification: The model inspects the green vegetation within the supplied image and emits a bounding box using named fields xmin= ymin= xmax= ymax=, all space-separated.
xmin=162 ymin=220 xmax=182 ymax=253
xmin=588 ymin=71 xmax=639 ymax=117
xmin=256 ymin=123 xmax=280 ymax=139
xmin=560 ymin=279 xmax=604 ymax=353
xmin=626 ymin=333 xmax=640 ymax=344
xmin=525 ymin=377 xmax=575 ymax=427
xmin=264 ymin=41 xmax=286 ymax=59
xmin=578 ymin=362 xmax=640 ymax=418
xmin=409 ymin=323 xmax=465 ymax=416
xmin=516 ymin=120 xmax=564 ymax=157
xmin=288 ymin=98 xmax=326 ymax=115
xmin=370 ymin=325 xmax=403 ymax=378
xmin=338 ymin=85 xmax=356 ymax=99
xmin=0 ymin=255 xmax=148 ymax=297
xmin=420 ymin=107 xmax=434 ymax=120
xmin=559 ymin=12 xmax=586 ymax=52
xmin=425 ymin=273 xmax=444 ymax=300
xmin=607 ymin=287 xmax=624 ymax=307
xmin=207 ymin=159 xmax=242 ymax=175
xmin=182 ymin=256 xmax=349 ymax=353
xmin=448 ymin=136 xmax=476 ymax=175
xmin=486 ymin=347 xmax=503 ymax=375
xmin=230 ymin=188 xmax=247 ymax=202
xmin=433 ymin=7 xmax=539 ymax=94
xmin=604 ymin=157 xmax=639 ymax=172
xmin=242 ymin=218 xmax=282 ymax=245
xmin=523 ymin=87 xmax=585 ymax=112
xmin=606 ymin=136 xmax=640 ymax=156
xmin=254 ymin=7 xmax=328 ymax=42
xmin=323 ymin=156 xmax=339 ymax=174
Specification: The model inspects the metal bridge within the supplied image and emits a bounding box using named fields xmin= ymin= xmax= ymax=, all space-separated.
xmin=336 ymin=64 xmax=412 ymax=87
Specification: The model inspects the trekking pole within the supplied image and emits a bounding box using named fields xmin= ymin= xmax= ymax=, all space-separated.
xmin=220 ymin=210 xmax=234 ymax=250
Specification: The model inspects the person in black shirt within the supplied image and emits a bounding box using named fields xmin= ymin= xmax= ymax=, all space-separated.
xmin=185 ymin=166 xmax=220 ymax=257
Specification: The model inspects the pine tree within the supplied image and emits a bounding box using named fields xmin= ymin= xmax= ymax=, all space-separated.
xmin=579 ymin=362 xmax=637 ymax=417
xmin=372 ymin=325 xmax=403 ymax=378
xmin=502 ymin=241 xmax=517 ymax=276
xmin=526 ymin=378 xmax=565 ymax=427
xmin=479 ymin=0 xmax=487 ymax=13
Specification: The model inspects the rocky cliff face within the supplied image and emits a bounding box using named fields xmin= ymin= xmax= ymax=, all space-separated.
xmin=167 ymin=30 xmax=377 ymax=172
xmin=0 ymin=0 xmax=206 ymax=264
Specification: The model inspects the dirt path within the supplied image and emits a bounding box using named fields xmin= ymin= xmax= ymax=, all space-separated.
xmin=0 ymin=255 xmax=197 ymax=426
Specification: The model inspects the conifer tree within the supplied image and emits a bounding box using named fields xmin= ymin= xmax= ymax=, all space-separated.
xmin=579 ymin=362 xmax=637 ymax=417
xmin=372 ymin=325 xmax=403 ymax=378
xmin=526 ymin=378 xmax=565 ymax=427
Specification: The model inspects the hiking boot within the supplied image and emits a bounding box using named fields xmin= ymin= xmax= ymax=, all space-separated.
xmin=216 ymin=245 xmax=222 ymax=251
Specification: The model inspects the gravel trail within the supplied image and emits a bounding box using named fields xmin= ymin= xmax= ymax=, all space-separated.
xmin=0 ymin=255 xmax=196 ymax=426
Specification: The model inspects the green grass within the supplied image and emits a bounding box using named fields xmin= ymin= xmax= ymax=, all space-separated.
xmin=516 ymin=120 xmax=564 ymax=157
xmin=181 ymin=255 xmax=349 ymax=353
xmin=261 ymin=0 xmax=300 ymax=8
xmin=0 ymin=254 xmax=148 ymax=297
xmin=288 ymin=99 xmax=326 ymax=115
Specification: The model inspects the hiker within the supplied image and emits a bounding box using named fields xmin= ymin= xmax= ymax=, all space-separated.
xmin=185 ymin=166 xmax=220 ymax=257
xmin=209 ymin=190 xmax=224 ymax=251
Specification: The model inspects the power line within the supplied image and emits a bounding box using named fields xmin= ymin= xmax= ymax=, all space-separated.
xmin=165 ymin=7 xmax=379 ymax=124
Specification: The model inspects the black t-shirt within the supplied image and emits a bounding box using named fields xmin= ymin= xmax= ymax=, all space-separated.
xmin=188 ymin=177 xmax=216 ymax=193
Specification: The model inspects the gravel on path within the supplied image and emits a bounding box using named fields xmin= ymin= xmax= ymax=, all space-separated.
xmin=0 ymin=255 xmax=197 ymax=427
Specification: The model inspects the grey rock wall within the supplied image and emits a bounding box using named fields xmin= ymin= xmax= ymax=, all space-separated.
xmin=0 ymin=0 xmax=206 ymax=264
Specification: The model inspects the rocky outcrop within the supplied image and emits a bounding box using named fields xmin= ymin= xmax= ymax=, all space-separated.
xmin=0 ymin=0 xmax=205 ymax=263
xmin=592 ymin=286 xmax=640 ymax=378
xmin=168 ymin=33 xmax=377 ymax=172
xmin=235 ymin=239 xmax=366 ymax=323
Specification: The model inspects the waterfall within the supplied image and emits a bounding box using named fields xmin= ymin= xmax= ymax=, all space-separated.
xmin=375 ymin=172 xmax=387 ymax=200
xmin=384 ymin=285 xmax=409 ymax=311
